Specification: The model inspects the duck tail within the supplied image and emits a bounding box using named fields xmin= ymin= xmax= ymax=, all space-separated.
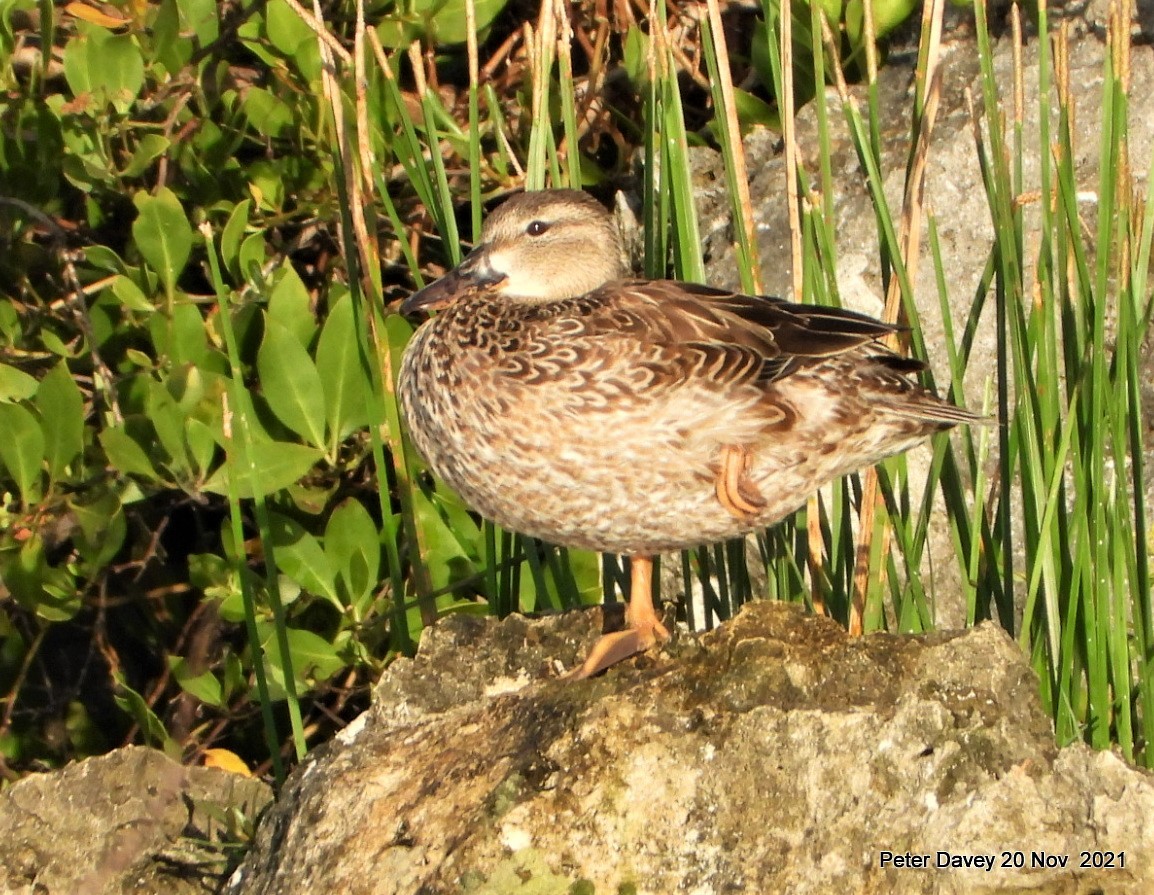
xmin=882 ymin=395 xmax=992 ymax=429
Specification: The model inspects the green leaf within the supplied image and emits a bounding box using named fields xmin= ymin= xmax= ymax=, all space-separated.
xmin=168 ymin=363 xmax=208 ymax=414
xmin=238 ymin=231 xmax=267 ymax=281
xmin=270 ymin=513 xmax=341 ymax=609
xmin=63 ymin=30 xmax=145 ymax=113
xmin=259 ymin=623 xmax=345 ymax=698
xmin=202 ymin=437 xmax=323 ymax=497
xmin=237 ymin=20 xmax=282 ymax=68
xmin=242 ymin=87 xmax=294 ymax=139
xmin=384 ymin=311 xmax=415 ymax=377
xmin=1 ymin=534 xmax=81 ymax=621
xmin=412 ymin=488 xmax=480 ymax=592
xmin=257 ymin=315 xmax=327 ymax=447
xmin=121 ymin=134 xmax=171 ymax=178
xmin=220 ymin=199 xmax=252 ymax=282
xmin=149 ymin=302 xmax=208 ymax=368
xmin=189 ymin=551 xmax=232 ymax=596
xmin=283 ymin=478 xmax=338 ymax=516
xmin=185 ymin=417 xmax=218 ymax=477
xmin=181 ymin=0 xmax=220 ymax=46
xmin=265 ymin=0 xmax=322 ymax=80
xmin=99 ymin=425 xmax=162 ymax=481
xmin=423 ymin=0 xmax=507 ymax=46
xmin=325 ymin=499 xmax=380 ymax=611
xmin=39 ymin=328 xmax=77 ymax=358
xmin=36 ymin=361 xmax=85 ymax=481
xmin=112 ymin=673 xmax=178 ymax=755
xmin=316 ymin=292 xmax=368 ymax=445
xmin=267 ymin=266 xmax=316 ymax=347
xmin=145 ymin=378 xmax=192 ymax=476
xmin=0 ymin=403 xmax=44 ymax=504
xmin=266 ymin=0 xmax=314 ymax=55
xmin=85 ymin=246 xmax=129 ymax=274
xmin=846 ymin=0 xmax=916 ymax=43
xmin=246 ymin=160 xmax=286 ymax=213
xmin=429 ymin=483 xmax=483 ymax=551
xmin=70 ymin=490 xmax=127 ymax=569
xmin=375 ymin=16 xmax=423 ymax=50
xmin=110 ymin=275 xmax=154 ymax=312
xmin=622 ymin=25 xmax=648 ymax=87
xmin=731 ymin=88 xmax=778 ymax=133
xmin=152 ymin=0 xmax=190 ymax=75
xmin=168 ymin=656 xmax=224 ymax=707
xmin=132 ymin=187 xmax=192 ymax=298
xmin=125 ymin=348 xmax=154 ymax=369
xmin=1 ymin=534 xmax=46 ymax=611
xmin=813 ymin=0 xmax=846 ymax=24
xmin=0 ymin=303 xmax=17 ymax=342
xmin=0 ymin=363 xmax=39 ymax=401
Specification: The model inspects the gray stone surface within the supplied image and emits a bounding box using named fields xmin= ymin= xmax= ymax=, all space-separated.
xmin=228 ymin=604 xmax=1154 ymax=895
xmin=0 ymin=745 xmax=271 ymax=895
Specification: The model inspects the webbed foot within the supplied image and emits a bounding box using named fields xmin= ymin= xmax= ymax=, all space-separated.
xmin=562 ymin=556 xmax=670 ymax=680
xmin=715 ymin=444 xmax=766 ymax=521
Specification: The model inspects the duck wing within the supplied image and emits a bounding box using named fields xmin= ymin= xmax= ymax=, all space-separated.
xmin=575 ymin=279 xmax=912 ymax=389
xmin=555 ymin=280 xmax=980 ymax=428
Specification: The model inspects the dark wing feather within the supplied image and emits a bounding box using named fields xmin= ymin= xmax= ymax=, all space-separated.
xmin=493 ymin=279 xmax=982 ymax=426
xmin=577 ymin=280 xmax=906 ymax=388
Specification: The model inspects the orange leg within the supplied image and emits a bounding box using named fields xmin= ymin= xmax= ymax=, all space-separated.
xmin=715 ymin=444 xmax=766 ymax=521
xmin=562 ymin=556 xmax=670 ymax=681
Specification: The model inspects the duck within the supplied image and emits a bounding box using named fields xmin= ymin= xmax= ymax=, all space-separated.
xmin=397 ymin=189 xmax=979 ymax=680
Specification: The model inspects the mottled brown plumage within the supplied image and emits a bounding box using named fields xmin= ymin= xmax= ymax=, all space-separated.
xmin=398 ymin=189 xmax=978 ymax=678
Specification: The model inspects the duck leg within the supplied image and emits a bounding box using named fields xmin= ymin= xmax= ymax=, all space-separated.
xmin=562 ymin=556 xmax=670 ymax=680
xmin=715 ymin=444 xmax=767 ymax=521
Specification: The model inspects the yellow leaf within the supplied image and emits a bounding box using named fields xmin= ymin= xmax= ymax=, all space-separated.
xmin=65 ymin=2 xmax=130 ymax=29
xmin=202 ymin=748 xmax=253 ymax=776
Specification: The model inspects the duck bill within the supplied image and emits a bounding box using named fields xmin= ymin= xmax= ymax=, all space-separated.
xmin=401 ymin=247 xmax=507 ymax=314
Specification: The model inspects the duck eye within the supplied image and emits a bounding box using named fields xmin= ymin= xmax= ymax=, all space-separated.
xmin=526 ymin=220 xmax=550 ymax=237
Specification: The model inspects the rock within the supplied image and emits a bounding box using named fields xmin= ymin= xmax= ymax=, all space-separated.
xmin=0 ymin=746 xmax=272 ymax=895
xmin=1050 ymin=0 xmax=1154 ymax=40
xmin=228 ymin=604 xmax=1154 ymax=895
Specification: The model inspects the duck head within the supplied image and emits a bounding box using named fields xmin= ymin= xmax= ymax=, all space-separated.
xmin=401 ymin=190 xmax=626 ymax=314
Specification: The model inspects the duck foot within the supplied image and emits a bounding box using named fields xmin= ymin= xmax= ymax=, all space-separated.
xmin=715 ymin=444 xmax=766 ymax=521
xmin=562 ymin=556 xmax=670 ymax=680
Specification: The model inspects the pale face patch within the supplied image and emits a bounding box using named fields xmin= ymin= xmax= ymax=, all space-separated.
xmin=485 ymin=246 xmax=556 ymax=300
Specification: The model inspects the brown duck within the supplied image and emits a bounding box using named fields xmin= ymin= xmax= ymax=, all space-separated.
xmin=398 ymin=189 xmax=978 ymax=679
